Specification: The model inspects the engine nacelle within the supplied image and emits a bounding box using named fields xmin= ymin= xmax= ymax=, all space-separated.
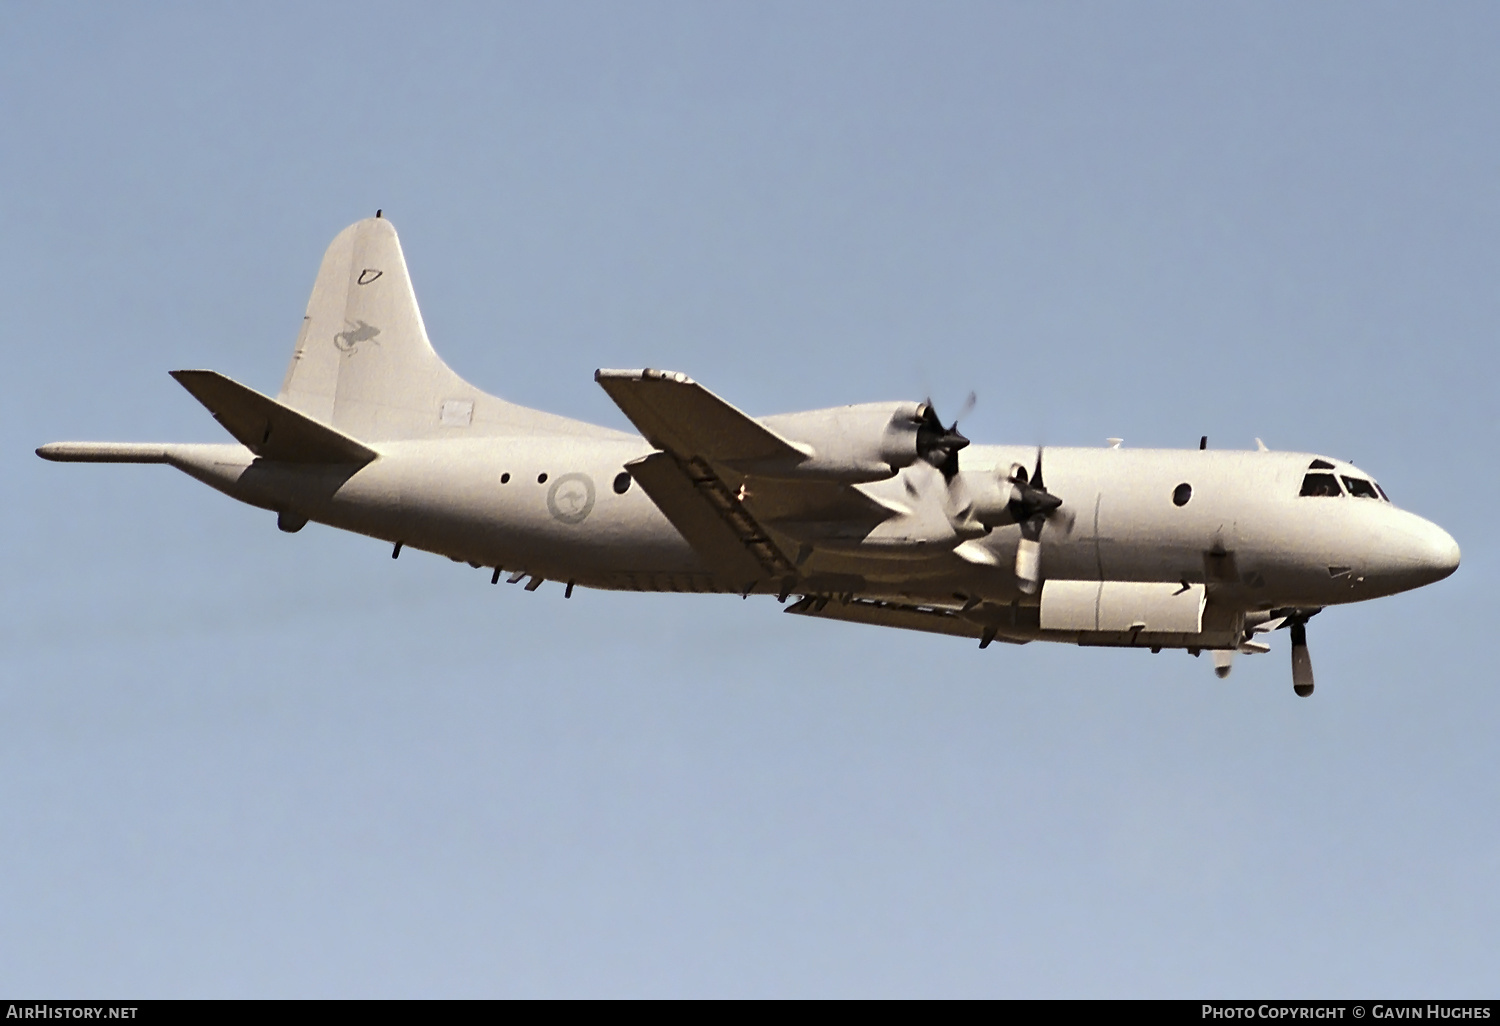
xmin=954 ymin=471 xmax=1018 ymax=529
xmin=747 ymin=401 xmax=929 ymax=482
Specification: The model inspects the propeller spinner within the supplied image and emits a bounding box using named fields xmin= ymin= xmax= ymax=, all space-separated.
xmin=915 ymin=393 xmax=974 ymax=481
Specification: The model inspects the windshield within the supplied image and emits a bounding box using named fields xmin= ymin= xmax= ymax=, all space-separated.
xmin=1300 ymin=472 xmax=1343 ymax=497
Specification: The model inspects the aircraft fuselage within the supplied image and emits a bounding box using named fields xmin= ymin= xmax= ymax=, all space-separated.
xmin=143 ymin=436 xmax=1457 ymax=638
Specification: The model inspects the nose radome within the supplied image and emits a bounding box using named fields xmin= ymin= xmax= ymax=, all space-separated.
xmin=1414 ymin=519 xmax=1460 ymax=582
xmin=1430 ymin=524 xmax=1460 ymax=577
xmin=1363 ymin=513 xmax=1461 ymax=595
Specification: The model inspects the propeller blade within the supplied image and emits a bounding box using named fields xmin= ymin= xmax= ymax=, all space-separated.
xmin=1047 ymin=505 xmax=1077 ymax=535
xmin=955 ymin=390 xmax=977 ymax=422
xmin=1001 ymin=448 xmax=1070 ymax=589
xmin=1015 ymin=536 xmax=1042 ymax=594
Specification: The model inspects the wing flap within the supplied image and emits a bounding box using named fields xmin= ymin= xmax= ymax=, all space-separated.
xmin=627 ymin=450 xmax=804 ymax=585
xmin=626 ymin=452 xmax=782 ymax=585
xmin=171 ymin=370 xmax=377 ymax=464
xmin=785 ymin=595 xmax=1030 ymax=644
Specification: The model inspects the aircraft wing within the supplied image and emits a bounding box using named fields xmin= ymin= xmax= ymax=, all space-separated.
xmin=595 ymin=368 xmax=808 ymax=469
xmin=597 ymin=369 xmax=889 ymax=588
xmin=624 ymin=450 xmax=792 ymax=584
xmin=597 ymin=369 xmax=800 ymax=584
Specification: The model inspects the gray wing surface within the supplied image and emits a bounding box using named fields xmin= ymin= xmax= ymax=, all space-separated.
xmin=596 ymin=369 xmax=892 ymax=587
xmin=594 ymin=368 xmax=806 ymax=467
xmin=597 ymin=369 xmax=796 ymax=584
xmin=171 ymin=370 xmax=377 ymax=464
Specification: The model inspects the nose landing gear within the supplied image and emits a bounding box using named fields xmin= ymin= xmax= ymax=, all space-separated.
xmin=1289 ymin=619 xmax=1315 ymax=697
xmin=1237 ymin=608 xmax=1320 ymax=696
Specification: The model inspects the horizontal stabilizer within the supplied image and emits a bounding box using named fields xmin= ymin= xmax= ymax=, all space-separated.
xmin=170 ymin=370 xmax=377 ymax=464
xmin=595 ymin=369 xmax=807 ymax=468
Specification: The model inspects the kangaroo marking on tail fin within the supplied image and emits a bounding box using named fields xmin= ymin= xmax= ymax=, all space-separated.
xmin=334 ymin=319 xmax=381 ymax=353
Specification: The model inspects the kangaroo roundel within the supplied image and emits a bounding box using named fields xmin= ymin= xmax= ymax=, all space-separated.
xmin=547 ymin=473 xmax=596 ymax=525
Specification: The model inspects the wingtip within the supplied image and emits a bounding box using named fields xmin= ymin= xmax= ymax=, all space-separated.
xmin=595 ymin=368 xmax=697 ymax=386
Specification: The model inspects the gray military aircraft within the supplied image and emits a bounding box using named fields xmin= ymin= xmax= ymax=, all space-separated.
xmin=39 ymin=215 xmax=1459 ymax=696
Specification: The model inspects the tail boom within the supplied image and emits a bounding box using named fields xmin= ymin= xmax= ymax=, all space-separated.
xmin=37 ymin=443 xmax=172 ymax=463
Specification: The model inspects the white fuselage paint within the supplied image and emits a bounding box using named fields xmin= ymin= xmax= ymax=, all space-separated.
xmin=161 ymin=434 xmax=1458 ymax=652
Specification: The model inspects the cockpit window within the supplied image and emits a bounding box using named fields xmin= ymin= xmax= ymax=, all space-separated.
xmin=1375 ymin=481 xmax=1391 ymax=502
xmin=1300 ymin=472 xmax=1343 ymax=497
xmin=1309 ymin=459 xmax=1335 ymax=470
xmin=1341 ymin=476 xmax=1380 ymax=500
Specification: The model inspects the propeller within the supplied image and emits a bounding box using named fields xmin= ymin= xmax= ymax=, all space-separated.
xmin=915 ymin=392 xmax=975 ymax=481
xmin=1006 ymin=449 xmax=1068 ymax=594
xmin=904 ymin=399 xmax=1076 ymax=593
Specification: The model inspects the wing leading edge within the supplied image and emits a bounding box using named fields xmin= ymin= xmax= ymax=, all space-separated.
xmin=172 ymin=370 xmax=377 ymax=464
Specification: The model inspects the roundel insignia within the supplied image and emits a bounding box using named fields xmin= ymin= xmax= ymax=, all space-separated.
xmin=546 ymin=472 xmax=596 ymax=525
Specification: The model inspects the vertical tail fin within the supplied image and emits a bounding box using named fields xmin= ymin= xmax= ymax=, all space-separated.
xmin=277 ymin=215 xmax=627 ymax=442
xmin=279 ymin=216 xmax=464 ymax=438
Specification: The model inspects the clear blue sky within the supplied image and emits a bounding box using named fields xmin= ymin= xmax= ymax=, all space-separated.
xmin=2 ymin=1 xmax=1496 ymax=997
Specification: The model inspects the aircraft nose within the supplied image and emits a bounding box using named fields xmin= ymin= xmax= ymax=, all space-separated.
xmin=1362 ymin=513 xmax=1460 ymax=594
xmin=1416 ymin=520 xmax=1461 ymax=581
xmin=1397 ymin=517 xmax=1460 ymax=587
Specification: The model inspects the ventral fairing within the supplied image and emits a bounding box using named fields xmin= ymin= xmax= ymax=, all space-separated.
xmin=39 ymin=215 xmax=1459 ymax=696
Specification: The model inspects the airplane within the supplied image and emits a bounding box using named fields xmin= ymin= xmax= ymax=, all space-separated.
xmin=37 ymin=214 xmax=1460 ymax=697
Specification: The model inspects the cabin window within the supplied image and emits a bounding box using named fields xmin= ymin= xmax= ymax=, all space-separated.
xmin=1341 ymin=476 xmax=1380 ymax=500
xmin=1172 ymin=483 xmax=1192 ymax=506
xmin=1299 ymin=473 xmax=1343 ymax=497
xmin=613 ymin=472 xmax=632 ymax=494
